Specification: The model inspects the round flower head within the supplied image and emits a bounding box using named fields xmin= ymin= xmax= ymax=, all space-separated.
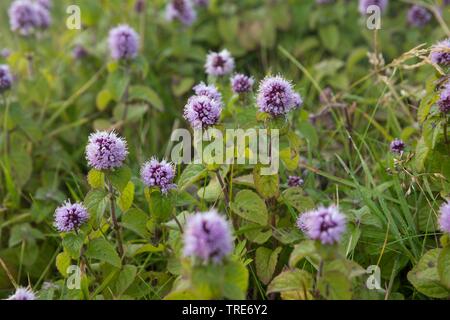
xmin=134 ymin=0 xmax=146 ymax=13
xmin=193 ymin=82 xmax=222 ymax=103
xmin=85 ymin=131 xmax=128 ymax=170
xmin=231 ymin=73 xmax=254 ymax=94
xmin=0 ymin=65 xmax=13 ymax=93
xmin=296 ymin=212 xmax=313 ymax=233
xmin=205 ymin=49 xmax=235 ymax=77
xmin=8 ymin=0 xmax=41 ymax=36
xmin=293 ymin=93 xmax=303 ymax=109
xmin=288 ymin=176 xmax=304 ymax=188
xmin=34 ymin=3 xmax=51 ymax=30
xmin=183 ymin=210 xmax=233 ymax=264
xmin=183 ymin=95 xmax=222 ymax=129
xmin=54 ymin=201 xmax=89 ymax=233
xmin=439 ymin=202 xmax=450 ymax=234
xmin=108 ymin=25 xmax=140 ymax=61
xmin=140 ymin=158 xmax=176 ymax=194
xmin=390 ymin=138 xmax=405 ymax=154
xmin=407 ymin=5 xmax=431 ymax=27
xmin=165 ymin=0 xmax=197 ymax=26
xmin=7 ymin=287 xmax=36 ymax=300
xmin=358 ymin=0 xmax=388 ymax=15
xmin=256 ymin=76 xmax=297 ymax=116
xmin=72 ymin=45 xmax=88 ymax=60
xmin=430 ymin=39 xmax=450 ymax=66
xmin=438 ymin=83 xmax=450 ymax=113
xmin=300 ymin=206 xmax=346 ymax=245
xmin=36 ymin=0 xmax=51 ymax=9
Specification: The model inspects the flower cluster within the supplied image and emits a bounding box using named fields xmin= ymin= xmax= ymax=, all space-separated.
xmin=205 ymin=50 xmax=235 ymax=77
xmin=140 ymin=158 xmax=176 ymax=194
xmin=430 ymin=39 xmax=450 ymax=66
xmin=183 ymin=210 xmax=233 ymax=264
xmin=439 ymin=202 xmax=450 ymax=234
xmin=358 ymin=0 xmax=388 ymax=15
xmin=297 ymin=206 xmax=346 ymax=245
xmin=256 ymin=76 xmax=300 ymax=117
xmin=231 ymin=74 xmax=254 ymax=94
xmin=8 ymin=0 xmax=51 ymax=36
xmin=165 ymin=0 xmax=197 ymax=26
xmin=407 ymin=5 xmax=431 ymax=28
xmin=85 ymin=131 xmax=128 ymax=170
xmin=288 ymin=176 xmax=304 ymax=187
xmin=193 ymin=82 xmax=222 ymax=102
xmin=0 ymin=65 xmax=13 ymax=93
xmin=108 ymin=25 xmax=140 ymax=60
xmin=54 ymin=201 xmax=89 ymax=233
xmin=438 ymin=83 xmax=450 ymax=113
xmin=7 ymin=287 xmax=36 ymax=300
xmin=184 ymin=95 xmax=222 ymax=129
xmin=390 ymin=138 xmax=406 ymax=154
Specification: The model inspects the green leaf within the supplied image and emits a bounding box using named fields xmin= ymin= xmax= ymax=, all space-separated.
xmin=197 ymin=176 xmax=222 ymax=202
xmin=267 ymin=269 xmax=313 ymax=295
xmin=145 ymin=189 xmax=173 ymax=222
xmin=96 ymin=89 xmax=112 ymax=111
xmin=87 ymin=169 xmax=105 ymax=189
xmin=319 ymin=24 xmax=339 ymax=51
xmin=438 ymin=246 xmax=450 ymax=289
xmin=177 ymin=164 xmax=207 ymax=191
xmin=108 ymin=166 xmax=132 ymax=192
xmin=128 ymin=85 xmax=164 ymax=111
xmin=242 ymin=223 xmax=272 ymax=244
xmin=84 ymin=189 xmax=109 ymax=228
xmin=10 ymin=146 xmax=32 ymax=187
xmin=289 ymin=240 xmax=317 ymax=268
xmin=172 ymin=78 xmax=195 ymax=97
xmin=122 ymin=208 xmax=150 ymax=238
xmin=56 ymin=251 xmax=72 ymax=277
xmin=317 ymin=271 xmax=352 ymax=300
xmin=230 ymin=190 xmax=268 ymax=226
xmin=253 ymin=167 xmax=279 ymax=199
xmin=282 ymin=188 xmax=315 ymax=212
xmin=223 ymin=260 xmax=249 ymax=300
xmin=255 ymin=247 xmax=281 ymax=285
xmin=407 ymin=249 xmax=450 ymax=298
xmin=62 ymin=233 xmax=85 ymax=259
xmin=280 ymin=147 xmax=300 ymax=171
xmin=114 ymin=265 xmax=137 ymax=296
xmin=118 ymin=181 xmax=134 ymax=212
xmin=414 ymin=137 xmax=430 ymax=172
xmin=85 ymin=238 xmax=121 ymax=268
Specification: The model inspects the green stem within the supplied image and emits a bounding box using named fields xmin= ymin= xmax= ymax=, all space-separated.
xmin=107 ymin=179 xmax=124 ymax=258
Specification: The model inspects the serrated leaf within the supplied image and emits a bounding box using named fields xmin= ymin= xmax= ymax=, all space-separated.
xmin=56 ymin=251 xmax=72 ymax=277
xmin=85 ymin=238 xmax=121 ymax=268
xmin=267 ymin=269 xmax=313 ymax=295
xmin=177 ymin=164 xmax=207 ymax=191
xmin=118 ymin=181 xmax=134 ymax=212
xmin=255 ymin=247 xmax=281 ymax=285
xmin=122 ymin=208 xmax=149 ymax=238
xmin=114 ymin=265 xmax=137 ymax=296
xmin=128 ymin=85 xmax=164 ymax=111
xmin=62 ymin=233 xmax=85 ymax=259
xmin=438 ymin=246 xmax=450 ymax=289
xmin=289 ymin=240 xmax=317 ymax=268
xmin=282 ymin=188 xmax=315 ymax=212
xmin=108 ymin=166 xmax=131 ymax=192
xmin=230 ymin=190 xmax=268 ymax=226
xmin=87 ymin=169 xmax=104 ymax=189
xmin=223 ymin=260 xmax=249 ymax=300
xmin=253 ymin=167 xmax=279 ymax=199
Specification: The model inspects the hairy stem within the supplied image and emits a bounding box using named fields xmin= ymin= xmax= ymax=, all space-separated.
xmin=107 ymin=179 xmax=124 ymax=257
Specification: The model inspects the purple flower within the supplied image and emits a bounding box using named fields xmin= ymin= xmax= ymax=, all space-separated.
xmin=7 ymin=288 xmax=36 ymax=300
xmin=0 ymin=65 xmax=13 ymax=93
xmin=231 ymin=73 xmax=254 ymax=94
xmin=358 ymin=0 xmax=388 ymax=15
xmin=36 ymin=0 xmax=51 ymax=9
xmin=134 ymin=0 xmax=146 ymax=13
xmin=85 ymin=131 xmax=128 ymax=170
xmin=54 ymin=201 xmax=89 ymax=233
xmin=108 ymin=25 xmax=140 ymax=61
xmin=438 ymin=83 xmax=450 ymax=113
xmin=288 ymin=176 xmax=304 ymax=187
xmin=205 ymin=50 xmax=235 ymax=77
xmin=72 ymin=45 xmax=88 ymax=60
xmin=8 ymin=0 xmax=41 ymax=36
xmin=165 ymin=0 xmax=197 ymax=26
xmin=141 ymin=158 xmax=176 ymax=194
xmin=193 ymin=82 xmax=222 ymax=102
xmin=439 ymin=201 xmax=450 ymax=234
xmin=319 ymin=87 xmax=334 ymax=104
xmin=298 ymin=206 xmax=346 ymax=245
xmin=184 ymin=95 xmax=222 ymax=129
xmin=293 ymin=93 xmax=303 ymax=109
xmin=430 ymin=39 xmax=450 ymax=66
xmin=445 ymin=0 xmax=450 ymax=6
xmin=193 ymin=0 xmax=209 ymax=6
xmin=183 ymin=210 xmax=233 ymax=264
xmin=390 ymin=138 xmax=405 ymax=154
xmin=34 ymin=3 xmax=51 ymax=30
xmin=407 ymin=5 xmax=432 ymax=27
xmin=256 ymin=76 xmax=297 ymax=116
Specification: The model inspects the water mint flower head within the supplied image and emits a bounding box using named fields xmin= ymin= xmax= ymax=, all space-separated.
xmin=141 ymin=158 xmax=176 ymax=194
xmin=358 ymin=0 xmax=388 ymax=15
xmin=184 ymin=95 xmax=222 ymax=129
xmin=34 ymin=3 xmax=51 ymax=30
xmin=438 ymin=83 xmax=450 ymax=113
xmin=165 ymin=0 xmax=197 ymax=26
xmin=7 ymin=287 xmax=36 ymax=300
xmin=8 ymin=0 xmax=40 ymax=36
xmin=205 ymin=49 xmax=235 ymax=77
xmin=0 ymin=65 xmax=13 ymax=93
xmin=390 ymin=138 xmax=406 ymax=154
xmin=193 ymin=82 xmax=222 ymax=102
xmin=183 ymin=210 xmax=233 ymax=264
xmin=288 ymin=176 xmax=304 ymax=187
xmin=54 ymin=201 xmax=89 ymax=233
xmin=407 ymin=5 xmax=432 ymax=27
xmin=108 ymin=25 xmax=140 ymax=60
xmin=231 ymin=73 xmax=254 ymax=94
xmin=36 ymin=0 xmax=51 ymax=9
xmin=430 ymin=39 xmax=450 ymax=66
xmin=72 ymin=45 xmax=88 ymax=60
xmin=439 ymin=201 xmax=450 ymax=233
xmin=134 ymin=0 xmax=146 ymax=13
xmin=86 ymin=131 xmax=128 ymax=170
xmin=256 ymin=76 xmax=296 ymax=116
xmin=293 ymin=92 xmax=303 ymax=109
xmin=299 ymin=206 xmax=346 ymax=245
